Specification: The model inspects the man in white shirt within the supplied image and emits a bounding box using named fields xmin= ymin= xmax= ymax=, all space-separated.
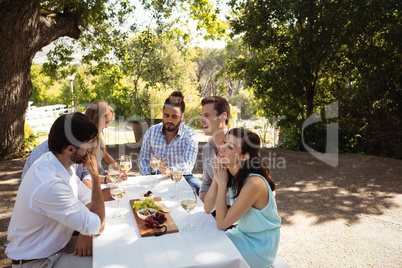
xmin=21 ymin=140 xmax=92 ymax=188
xmin=6 ymin=112 xmax=106 ymax=267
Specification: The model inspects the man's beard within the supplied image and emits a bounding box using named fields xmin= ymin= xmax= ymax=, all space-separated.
xmin=163 ymin=120 xmax=181 ymax=132
xmin=70 ymin=151 xmax=86 ymax=164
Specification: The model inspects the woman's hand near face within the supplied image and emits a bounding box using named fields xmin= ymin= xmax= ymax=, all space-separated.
xmin=213 ymin=156 xmax=229 ymax=186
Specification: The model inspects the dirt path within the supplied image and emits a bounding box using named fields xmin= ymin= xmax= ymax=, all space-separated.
xmin=1 ymin=144 xmax=401 ymax=267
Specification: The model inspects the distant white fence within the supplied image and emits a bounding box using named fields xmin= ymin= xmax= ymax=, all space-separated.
xmin=25 ymin=102 xmax=71 ymax=134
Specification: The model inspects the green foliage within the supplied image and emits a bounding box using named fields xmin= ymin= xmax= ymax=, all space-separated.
xmin=257 ymin=122 xmax=270 ymax=148
xmin=116 ymin=30 xmax=199 ymax=120
xmin=333 ymin=1 xmax=402 ymax=158
xmin=278 ymin=127 xmax=301 ymax=152
xmin=144 ymin=38 xmax=197 ymax=92
xmin=193 ymin=43 xmax=256 ymax=127
xmin=42 ymin=1 xmax=135 ymax=79
xmin=226 ymin=0 xmax=401 ymax=158
xmin=228 ymin=86 xmax=259 ymax=120
xmin=31 ymin=64 xmax=63 ymax=106
xmin=141 ymin=0 xmax=229 ymax=41
xmin=23 ymin=0 xmax=401 ymax=160
xmin=32 ymin=30 xmax=202 ymax=123
xmin=24 ymin=123 xmax=38 ymax=152
xmin=228 ymin=104 xmax=238 ymax=128
xmin=195 ymin=47 xmax=227 ymax=96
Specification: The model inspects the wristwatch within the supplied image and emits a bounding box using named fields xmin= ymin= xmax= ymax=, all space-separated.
xmin=104 ymin=173 xmax=108 ymax=184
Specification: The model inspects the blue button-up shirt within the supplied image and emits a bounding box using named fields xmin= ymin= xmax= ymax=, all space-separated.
xmin=139 ymin=122 xmax=198 ymax=175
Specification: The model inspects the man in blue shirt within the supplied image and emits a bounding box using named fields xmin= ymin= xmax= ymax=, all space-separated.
xmin=139 ymin=91 xmax=201 ymax=194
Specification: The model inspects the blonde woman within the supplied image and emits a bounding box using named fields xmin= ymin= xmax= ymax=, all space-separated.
xmin=84 ymin=101 xmax=127 ymax=187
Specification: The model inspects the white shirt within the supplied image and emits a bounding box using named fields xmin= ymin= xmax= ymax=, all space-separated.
xmin=21 ymin=140 xmax=91 ymax=182
xmin=6 ymin=152 xmax=101 ymax=260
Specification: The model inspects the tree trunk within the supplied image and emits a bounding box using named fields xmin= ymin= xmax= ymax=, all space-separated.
xmin=0 ymin=50 xmax=33 ymax=158
xmin=0 ymin=0 xmax=80 ymax=158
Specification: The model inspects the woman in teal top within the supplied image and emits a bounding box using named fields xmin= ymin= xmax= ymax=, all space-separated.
xmin=204 ymin=128 xmax=281 ymax=268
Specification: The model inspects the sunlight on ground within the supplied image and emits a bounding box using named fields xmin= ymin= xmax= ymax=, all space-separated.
xmin=0 ymin=178 xmax=20 ymax=185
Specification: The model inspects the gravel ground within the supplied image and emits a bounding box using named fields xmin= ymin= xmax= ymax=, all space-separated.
xmin=1 ymin=143 xmax=401 ymax=268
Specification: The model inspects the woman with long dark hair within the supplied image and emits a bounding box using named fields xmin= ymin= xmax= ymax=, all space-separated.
xmin=204 ymin=128 xmax=281 ymax=268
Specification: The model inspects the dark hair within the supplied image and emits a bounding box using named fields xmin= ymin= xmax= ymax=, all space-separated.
xmin=48 ymin=112 xmax=98 ymax=154
xmin=228 ymin=127 xmax=276 ymax=198
xmin=163 ymin=91 xmax=185 ymax=113
xmin=201 ymin=96 xmax=231 ymax=125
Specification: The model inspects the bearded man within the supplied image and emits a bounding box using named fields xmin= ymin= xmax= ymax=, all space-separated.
xmin=6 ymin=112 xmax=110 ymax=267
xmin=139 ymin=91 xmax=201 ymax=194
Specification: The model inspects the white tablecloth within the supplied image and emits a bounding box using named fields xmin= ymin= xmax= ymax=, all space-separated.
xmin=93 ymin=175 xmax=249 ymax=268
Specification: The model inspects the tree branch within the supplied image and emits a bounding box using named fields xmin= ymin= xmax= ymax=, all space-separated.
xmin=33 ymin=11 xmax=81 ymax=53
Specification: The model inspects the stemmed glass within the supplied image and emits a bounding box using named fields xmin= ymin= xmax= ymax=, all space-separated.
xmin=110 ymin=184 xmax=126 ymax=218
xmin=150 ymin=154 xmax=161 ymax=174
xmin=119 ymin=155 xmax=132 ymax=175
xmin=108 ymin=163 xmax=121 ymax=185
xmin=170 ymin=167 xmax=183 ymax=200
xmin=150 ymin=154 xmax=161 ymax=186
xmin=180 ymin=187 xmax=197 ymax=232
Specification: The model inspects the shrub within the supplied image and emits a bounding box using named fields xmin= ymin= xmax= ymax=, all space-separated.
xmin=24 ymin=123 xmax=38 ymax=152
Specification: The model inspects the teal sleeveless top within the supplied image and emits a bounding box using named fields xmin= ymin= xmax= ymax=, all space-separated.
xmin=225 ymin=173 xmax=281 ymax=268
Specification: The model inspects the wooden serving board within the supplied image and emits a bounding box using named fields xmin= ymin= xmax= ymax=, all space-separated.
xmin=129 ymin=197 xmax=179 ymax=237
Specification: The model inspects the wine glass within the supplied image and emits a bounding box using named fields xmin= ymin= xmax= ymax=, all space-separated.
xmin=150 ymin=154 xmax=162 ymax=186
xmin=119 ymin=155 xmax=132 ymax=175
xmin=150 ymin=154 xmax=161 ymax=174
xmin=170 ymin=167 xmax=183 ymax=200
xmin=180 ymin=187 xmax=197 ymax=232
xmin=108 ymin=163 xmax=121 ymax=185
xmin=110 ymin=184 xmax=126 ymax=218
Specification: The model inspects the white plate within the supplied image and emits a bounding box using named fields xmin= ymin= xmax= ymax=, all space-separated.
xmin=136 ymin=208 xmax=157 ymax=220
